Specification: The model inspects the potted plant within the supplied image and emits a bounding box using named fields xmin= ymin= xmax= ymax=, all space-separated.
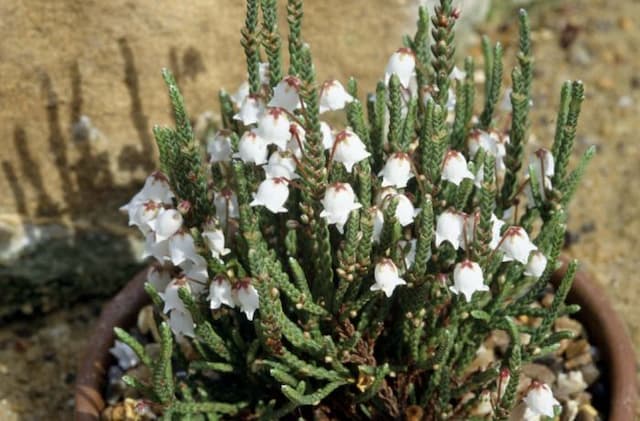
xmin=76 ymin=0 xmax=636 ymax=419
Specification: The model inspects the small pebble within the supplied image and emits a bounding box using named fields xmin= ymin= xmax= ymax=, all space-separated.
xmin=522 ymin=363 xmax=556 ymax=385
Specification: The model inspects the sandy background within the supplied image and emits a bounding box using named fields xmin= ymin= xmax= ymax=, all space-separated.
xmin=0 ymin=0 xmax=638 ymax=418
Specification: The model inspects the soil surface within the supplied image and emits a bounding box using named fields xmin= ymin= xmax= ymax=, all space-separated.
xmin=1 ymin=0 xmax=639 ymax=419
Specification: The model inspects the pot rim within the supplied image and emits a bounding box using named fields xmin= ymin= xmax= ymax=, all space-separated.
xmin=75 ymin=262 xmax=637 ymax=420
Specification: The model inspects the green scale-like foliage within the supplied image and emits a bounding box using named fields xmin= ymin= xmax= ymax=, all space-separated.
xmin=116 ymin=1 xmax=592 ymax=419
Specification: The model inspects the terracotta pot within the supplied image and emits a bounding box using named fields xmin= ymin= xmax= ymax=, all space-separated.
xmin=74 ymin=263 xmax=637 ymax=420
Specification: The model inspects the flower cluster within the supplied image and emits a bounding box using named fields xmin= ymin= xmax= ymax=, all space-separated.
xmin=117 ymin=0 xmax=591 ymax=419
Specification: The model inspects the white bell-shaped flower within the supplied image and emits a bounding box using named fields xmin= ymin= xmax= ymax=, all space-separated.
xmin=320 ymin=121 xmax=335 ymax=150
xmin=372 ymin=208 xmax=384 ymax=243
xmin=141 ymin=172 xmax=174 ymax=204
xmin=161 ymin=277 xmax=190 ymax=314
xmin=450 ymin=260 xmax=489 ymax=302
xmin=333 ymin=130 xmax=371 ymax=172
xmin=263 ymin=150 xmax=299 ymax=180
xmin=214 ymin=189 xmax=240 ymax=224
xmin=287 ymin=122 xmax=306 ymax=158
xmin=442 ymin=150 xmax=474 ymax=186
xmin=499 ymin=226 xmax=537 ymax=264
xmin=208 ymin=276 xmax=235 ymax=310
xmin=235 ymin=130 xmax=268 ymax=165
xmin=375 ymin=186 xmax=398 ymax=206
xmin=169 ymin=231 xmax=200 ymax=266
xmin=523 ymin=382 xmax=560 ymax=418
xmin=269 ymin=76 xmax=302 ymax=112
xmin=399 ymin=239 xmax=417 ymax=269
xmin=207 ymin=131 xmax=233 ymax=163
xmin=152 ymin=209 xmax=183 ymax=242
xmin=379 ymin=152 xmax=414 ymax=188
xmin=169 ymin=309 xmax=195 ymax=338
xmin=320 ymin=182 xmax=362 ymax=233
xmin=130 ymin=200 xmax=161 ymax=234
xmin=233 ymin=95 xmax=263 ymax=125
xmin=250 ymin=177 xmax=290 ymax=213
xmin=384 ymin=48 xmax=416 ymax=88
xmin=233 ymin=280 xmax=260 ymax=320
xmin=319 ymin=79 xmax=354 ymax=113
xmin=371 ymin=258 xmax=406 ymax=297
xmin=383 ymin=193 xmax=418 ymax=227
xmin=435 ymin=210 xmax=466 ymax=249
xmin=256 ymin=108 xmax=291 ymax=150
xmin=202 ymin=228 xmax=230 ymax=259
xmin=524 ymin=250 xmax=547 ymax=278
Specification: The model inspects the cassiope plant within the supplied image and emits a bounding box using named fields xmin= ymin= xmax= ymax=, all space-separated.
xmin=118 ymin=0 xmax=593 ymax=418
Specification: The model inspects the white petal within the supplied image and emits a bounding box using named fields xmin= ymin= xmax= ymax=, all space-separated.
xmin=168 ymin=310 xmax=195 ymax=338
xmin=524 ymin=383 xmax=559 ymax=418
xmin=379 ymin=152 xmax=414 ymax=188
xmin=451 ymin=260 xmax=488 ymax=302
xmin=214 ymin=190 xmax=240 ymax=224
xmin=142 ymin=232 xmax=170 ymax=262
xmin=436 ymin=210 xmax=465 ymax=249
xmin=442 ymin=150 xmax=474 ymax=186
xmin=161 ymin=278 xmax=190 ymax=314
xmin=268 ymin=76 xmax=302 ymax=112
xmin=207 ymin=131 xmax=233 ymax=163
xmin=169 ymin=231 xmax=200 ymax=266
xmin=256 ymin=108 xmax=291 ymax=150
xmin=524 ymin=251 xmax=547 ymax=278
xmin=394 ymin=194 xmax=418 ymax=227
xmin=147 ymin=267 xmax=171 ymax=292
xmin=320 ymin=183 xmax=362 ymax=231
xmin=230 ymin=82 xmax=249 ymax=106
xmin=319 ymin=80 xmax=354 ymax=113
xmin=287 ymin=122 xmax=306 ymax=158
xmin=140 ymin=172 xmax=174 ymax=204
xmin=333 ymin=130 xmax=370 ymax=173
xmin=372 ymin=208 xmax=384 ymax=244
xmin=235 ymin=130 xmax=269 ymax=165
xmin=233 ymin=95 xmax=264 ymax=125
xmin=499 ymin=226 xmax=537 ymax=264
xmin=208 ymin=277 xmax=235 ymax=310
xmin=234 ymin=284 xmax=260 ymax=320
xmin=263 ymin=150 xmax=298 ymax=180
xmin=372 ymin=259 xmax=406 ymax=297
xmin=181 ymin=255 xmax=210 ymax=286
xmin=202 ymin=229 xmax=230 ymax=259
xmin=250 ymin=177 xmax=290 ymax=213
xmin=384 ymin=48 xmax=416 ymax=88
xmin=320 ymin=121 xmax=335 ymax=150
xmin=151 ymin=208 xmax=183 ymax=242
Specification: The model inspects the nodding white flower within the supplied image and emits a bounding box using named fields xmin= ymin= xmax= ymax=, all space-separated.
xmin=499 ymin=226 xmax=537 ymax=264
xmin=371 ymin=258 xmax=407 ymax=297
xmin=233 ymin=95 xmax=264 ymax=125
xmin=524 ymin=250 xmax=547 ymax=278
xmin=399 ymin=239 xmax=417 ymax=269
xmin=468 ymin=129 xmax=505 ymax=162
xmin=442 ymin=150 xmax=474 ymax=186
xmin=526 ymin=148 xmax=555 ymax=206
xmin=233 ymin=280 xmax=259 ymax=320
xmin=379 ymin=152 xmax=414 ymax=188
xmin=147 ymin=267 xmax=171 ymax=292
xmin=320 ymin=182 xmax=362 ymax=233
xmin=109 ymin=340 xmax=139 ymax=370
xmin=384 ymin=47 xmax=416 ymax=88
xmin=375 ymin=186 xmax=398 ymax=206
xmin=202 ymin=228 xmax=230 ymax=259
xmin=319 ymin=79 xmax=354 ymax=113
xmin=207 ymin=131 xmax=233 ymax=163
xmin=435 ymin=210 xmax=466 ymax=249
xmin=372 ymin=207 xmax=384 ymax=243
xmin=161 ymin=277 xmax=190 ymax=314
xmin=140 ymin=172 xmax=174 ymax=204
xmin=490 ymin=214 xmax=506 ymax=249
xmin=450 ymin=260 xmax=489 ymax=302
xmin=214 ymin=189 xmax=239 ymax=224
xmin=287 ymin=122 xmax=306 ymax=158
xmin=169 ymin=231 xmax=200 ymax=266
xmin=263 ymin=150 xmax=299 ymax=180
xmin=382 ymin=193 xmax=419 ymax=227
xmin=250 ymin=177 xmax=290 ymax=213
xmin=449 ymin=66 xmax=466 ymax=81
xmin=333 ymin=130 xmax=371 ymax=172
xmin=269 ymin=76 xmax=302 ymax=112
xmin=152 ymin=209 xmax=183 ymax=242
xmin=523 ymin=382 xmax=560 ymax=418
xmin=168 ymin=309 xmax=195 ymax=337
xmin=142 ymin=232 xmax=170 ymax=262
xmin=208 ymin=276 xmax=234 ymax=310
xmin=130 ymin=200 xmax=161 ymax=234
xmin=256 ymin=108 xmax=291 ymax=150
xmin=181 ymin=255 xmax=210 ymax=287
xmin=235 ymin=130 xmax=268 ymax=165
xmin=320 ymin=121 xmax=335 ymax=150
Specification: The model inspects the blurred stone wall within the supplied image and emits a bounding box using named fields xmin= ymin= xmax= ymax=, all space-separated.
xmin=0 ymin=0 xmax=419 ymax=317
